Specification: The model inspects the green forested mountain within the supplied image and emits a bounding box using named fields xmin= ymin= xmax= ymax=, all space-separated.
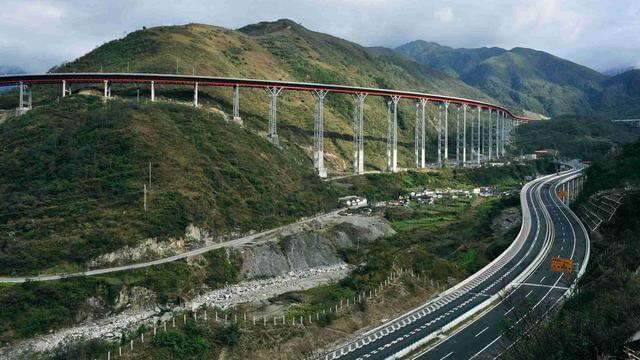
xmin=395 ymin=40 xmax=507 ymax=78
xmin=596 ymin=69 xmax=640 ymax=118
xmin=396 ymin=41 xmax=638 ymax=118
xmin=49 ymin=19 xmax=498 ymax=173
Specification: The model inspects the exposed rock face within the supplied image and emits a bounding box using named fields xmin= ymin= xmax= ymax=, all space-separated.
xmin=115 ymin=286 xmax=158 ymax=312
xmin=88 ymin=224 xmax=217 ymax=268
xmin=241 ymin=215 xmax=395 ymax=278
xmin=75 ymin=297 xmax=108 ymax=323
xmin=240 ymin=243 xmax=290 ymax=278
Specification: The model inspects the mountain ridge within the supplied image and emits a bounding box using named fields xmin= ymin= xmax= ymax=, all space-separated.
xmin=396 ymin=40 xmax=638 ymax=118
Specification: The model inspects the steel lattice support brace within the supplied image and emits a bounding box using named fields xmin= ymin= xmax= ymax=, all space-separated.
xmin=265 ymin=86 xmax=283 ymax=145
xmin=444 ymin=101 xmax=449 ymax=163
xmin=352 ymin=93 xmax=367 ymax=174
xmin=462 ymin=104 xmax=468 ymax=166
xmin=232 ymin=85 xmax=241 ymax=122
xmin=313 ymin=90 xmax=329 ymax=177
xmin=386 ymin=96 xmax=400 ymax=173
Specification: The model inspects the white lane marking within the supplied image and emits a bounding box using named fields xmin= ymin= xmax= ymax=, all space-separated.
xmin=525 ymin=290 xmax=533 ymax=298
xmin=539 ymin=276 xmax=546 ymax=283
xmin=475 ymin=326 xmax=490 ymax=338
xmin=504 ymin=306 xmax=515 ymax=315
xmin=469 ymin=335 xmax=502 ymax=359
xmin=439 ymin=352 xmax=454 ymax=360
xmin=520 ymin=282 xmax=569 ymax=290
xmin=561 ymin=246 xmax=564 ymax=251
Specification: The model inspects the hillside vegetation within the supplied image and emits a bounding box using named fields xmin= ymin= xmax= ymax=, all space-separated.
xmin=0 ymin=96 xmax=340 ymax=275
xmin=396 ymin=40 xmax=639 ymax=118
xmin=46 ymin=19 xmax=498 ymax=171
xmin=511 ymin=115 xmax=640 ymax=160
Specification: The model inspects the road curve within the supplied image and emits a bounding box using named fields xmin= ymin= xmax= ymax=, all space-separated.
xmin=0 ymin=209 xmax=346 ymax=283
xmin=412 ymin=169 xmax=588 ymax=360
xmin=322 ymin=169 xmax=588 ymax=360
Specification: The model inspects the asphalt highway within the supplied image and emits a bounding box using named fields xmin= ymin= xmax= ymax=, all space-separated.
xmin=324 ymin=169 xmax=588 ymax=360
xmin=414 ymin=170 xmax=588 ymax=360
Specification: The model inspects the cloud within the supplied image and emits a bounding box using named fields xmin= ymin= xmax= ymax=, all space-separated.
xmin=0 ymin=0 xmax=638 ymax=73
xmin=434 ymin=7 xmax=454 ymax=23
xmin=512 ymin=0 xmax=587 ymax=42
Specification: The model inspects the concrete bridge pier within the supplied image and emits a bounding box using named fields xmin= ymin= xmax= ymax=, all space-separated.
xmin=476 ymin=106 xmax=482 ymax=165
xmin=314 ymin=90 xmax=329 ymax=177
xmin=232 ymin=85 xmax=242 ymax=125
xmin=462 ymin=104 xmax=467 ymax=166
xmin=488 ymin=108 xmax=493 ymax=161
xmin=386 ymin=96 xmax=400 ymax=173
xmin=352 ymin=93 xmax=367 ymax=174
xmin=62 ymin=80 xmax=71 ymax=97
xmin=437 ymin=104 xmax=443 ymax=167
xmin=150 ymin=81 xmax=155 ymax=102
xmin=456 ymin=104 xmax=461 ymax=165
xmin=470 ymin=105 xmax=475 ymax=163
xmin=265 ymin=87 xmax=283 ymax=145
xmin=103 ymin=80 xmax=112 ymax=99
xmin=16 ymin=82 xmax=32 ymax=116
xmin=416 ymin=99 xmax=429 ymax=169
xmin=193 ymin=82 xmax=199 ymax=107
xmin=444 ymin=101 xmax=449 ymax=164
xmin=494 ymin=110 xmax=500 ymax=160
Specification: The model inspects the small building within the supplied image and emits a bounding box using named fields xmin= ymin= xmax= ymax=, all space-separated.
xmin=339 ymin=196 xmax=368 ymax=207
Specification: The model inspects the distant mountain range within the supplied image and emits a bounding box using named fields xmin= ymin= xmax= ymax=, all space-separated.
xmin=0 ymin=66 xmax=26 ymax=75
xmin=395 ymin=40 xmax=639 ymax=118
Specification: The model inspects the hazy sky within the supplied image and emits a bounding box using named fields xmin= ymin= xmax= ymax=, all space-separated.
xmin=1 ymin=0 xmax=639 ymax=73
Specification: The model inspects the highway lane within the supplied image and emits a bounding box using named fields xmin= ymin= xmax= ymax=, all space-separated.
xmin=325 ymin=173 xmax=559 ymax=360
xmin=414 ymin=169 xmax=588 ymax=360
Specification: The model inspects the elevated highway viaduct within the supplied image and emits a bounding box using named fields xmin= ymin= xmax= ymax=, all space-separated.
xmin=0 ymin=72 xmax=534 ymax=177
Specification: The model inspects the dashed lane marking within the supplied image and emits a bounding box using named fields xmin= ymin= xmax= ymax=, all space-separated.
xmin=475 ymin=326 xmax=490 ymax=338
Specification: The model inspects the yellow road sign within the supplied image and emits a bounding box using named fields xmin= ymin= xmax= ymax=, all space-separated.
xmin=550 ymin=256 xmax=573 ymax=273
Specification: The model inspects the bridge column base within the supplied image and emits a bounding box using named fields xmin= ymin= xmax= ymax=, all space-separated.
xmin=318 ymin=167 xmax=327 ymax=178
xmin=232 ymin=116 xmax=243 ymax=126
xmin=268 ymin=134 xmax=279 ymax=146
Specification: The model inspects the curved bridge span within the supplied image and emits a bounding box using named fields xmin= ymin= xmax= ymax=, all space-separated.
xmin=0 ymin=72 xmax=533 ymax=176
